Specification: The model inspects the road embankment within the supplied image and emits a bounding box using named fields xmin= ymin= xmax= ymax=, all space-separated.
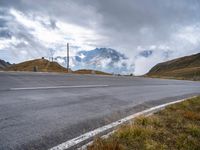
xmin=87 ymin=96 xmax=200 ymax=150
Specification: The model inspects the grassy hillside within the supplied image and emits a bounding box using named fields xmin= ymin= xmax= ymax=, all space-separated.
xmin=5 ymin=58 xmax=110 ymax=75
xmin=74 ymin=69 xmax=111 ymax=75
xmin=88 ymin=96 xmax=200 ymax=150
xmin=6 ymin=59 xmax=69 ymax=73
xmin=146 ymin=53 xmax=200 ymax=80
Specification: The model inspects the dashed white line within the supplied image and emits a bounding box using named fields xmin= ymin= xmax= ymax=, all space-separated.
xmin=50 ymin=96 xmax=195 ymax=150
xmin=10 ymin=85 xmax=109 ymax=91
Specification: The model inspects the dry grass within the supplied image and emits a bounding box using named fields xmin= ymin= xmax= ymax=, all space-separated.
xmin=74 ymin=69 xmax=111 ymax=75
xmin=87 ymin=96 xmax=200 ymax=150
xmin=147 ymin=67 xmax=200 ymax=81
xmin=146 ymin=53 xmax=200 ymax=81
xmin=6 ymin=59 xmax=69 ymax=73
xmin=6 ymin=59 xmax=111 ymax=75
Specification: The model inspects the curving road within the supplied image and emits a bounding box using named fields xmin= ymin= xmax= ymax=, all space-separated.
xmin=0 ymin=72 xmax=200 ymax=150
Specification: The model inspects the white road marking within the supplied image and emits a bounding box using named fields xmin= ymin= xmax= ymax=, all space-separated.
xmin=50 ymin=96 xmax=196 ymax=150
xmin=10 ymin=85 xmax=109 ymax=91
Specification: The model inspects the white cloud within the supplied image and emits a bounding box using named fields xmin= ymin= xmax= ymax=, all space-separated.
xmin=134 ymin=53 xmax=166 ymax=75
xmin=0 ymin=37 xmax=22 ymax=49
xmin=8 ymin=8 xmax=106 ymax=58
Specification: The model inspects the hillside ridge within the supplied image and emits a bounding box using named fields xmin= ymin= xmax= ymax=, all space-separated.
xmin=146 ymin=53 xmax=200 ymax=80
xmin=6 ymin=58 xmax=69 ymax=73
xmin=4 ymin=58 xmax=110 ymax=75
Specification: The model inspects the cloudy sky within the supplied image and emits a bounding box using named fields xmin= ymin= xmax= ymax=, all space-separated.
xmin=0 ymin=0 xmax=200 ymax=75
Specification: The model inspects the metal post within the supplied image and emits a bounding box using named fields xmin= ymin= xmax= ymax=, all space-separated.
xmin=67 ymin=43 xmax=69 ymax=72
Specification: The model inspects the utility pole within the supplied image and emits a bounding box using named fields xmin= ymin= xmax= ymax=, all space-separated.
xmin=67 ymin=43 xmax=69 ymax=72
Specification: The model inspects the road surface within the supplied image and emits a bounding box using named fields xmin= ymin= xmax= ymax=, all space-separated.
xmin=0 ymin=72 xmax=200 ymax=150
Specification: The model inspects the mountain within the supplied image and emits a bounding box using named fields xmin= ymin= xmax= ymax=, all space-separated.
xmin=146 ymin=53 xmax=200 ymax=80
xmin=6 ymin=58 xmax=69 ymax=73
xmin=55 ymin=48 xmax=134 ymax=74
xmin=0 ymin=59 xmax=11 ymax=70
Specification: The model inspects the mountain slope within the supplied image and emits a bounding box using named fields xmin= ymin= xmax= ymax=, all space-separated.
xmin=6 ymin=59 xmax=69 ymax=73
xmin=74 ymin=69 xmax=111 ymax=75
xmin=0 ymin=59 xmax=11 ymax=70
xmin=146 ymin=53 xmax=200 ymax=80
xmin=5 ymin=58 xmax=110 ymax=75
xmin=55 ymin=48 xmax=134 ymax=74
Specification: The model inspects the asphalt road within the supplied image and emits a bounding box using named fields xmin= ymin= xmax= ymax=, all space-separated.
xmin=0 ymin=72 xmax=200 ymax=150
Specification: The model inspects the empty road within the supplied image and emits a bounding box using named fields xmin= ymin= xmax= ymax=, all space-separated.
xmin=0 ymin=72 xmax=200 ymax=150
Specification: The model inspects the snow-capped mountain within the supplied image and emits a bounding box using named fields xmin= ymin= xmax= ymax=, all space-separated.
xmin=55 ymin=48 xmax=134 ymax=74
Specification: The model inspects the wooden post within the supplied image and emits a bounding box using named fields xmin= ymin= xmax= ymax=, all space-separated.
xmin=67 ymin=43 xmax=69 ymax=72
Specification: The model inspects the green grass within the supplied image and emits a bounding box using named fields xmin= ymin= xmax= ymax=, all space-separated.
xmin=87 ymin=96 xmax=200 ymax=150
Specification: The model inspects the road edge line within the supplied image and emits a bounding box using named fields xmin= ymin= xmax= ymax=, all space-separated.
xmin=9 ymin=85 xmax=109 ymax=91
xmin=50 ymin=96 xmax=197 ymax=150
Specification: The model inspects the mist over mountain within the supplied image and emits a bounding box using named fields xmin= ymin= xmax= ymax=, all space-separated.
xmin=55 ymin=48 xmax=134 ymax=74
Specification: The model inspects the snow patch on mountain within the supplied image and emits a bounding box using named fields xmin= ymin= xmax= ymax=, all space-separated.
xmin=55 ymin=48 xmax=134 ymax=74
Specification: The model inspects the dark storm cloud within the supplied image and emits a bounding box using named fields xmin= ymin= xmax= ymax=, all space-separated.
xmin=0 ymin=19 xmax=7 ymax=27
xmin=2 ymin=0 xmax=200 ymax=46
xmin=0 ymin=12 xmax=12 ymax=39
xmin=0 ymin=0 xmax=99 ymax=28
xmin=49 ymin=19 xmax=57 ymax=29
xmin=0 ymin=8 xmax=13 ymax=39
xmin=82 ymin=0 xmax=200 ymax=47
xmin=0 ymin=29 xmax=12 ymax=38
